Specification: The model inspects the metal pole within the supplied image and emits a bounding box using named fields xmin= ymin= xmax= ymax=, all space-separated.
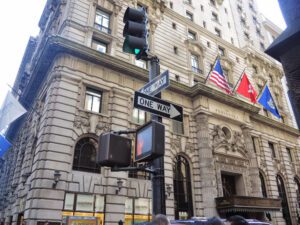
xmin=149 ymin=56 xmax=166 ymax=215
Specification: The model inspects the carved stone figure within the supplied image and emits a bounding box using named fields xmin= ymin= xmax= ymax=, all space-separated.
xmin=212 ymin=125 xmax=227 ymax=147
xmin=231 ymin=131 xmax=246 ymax=152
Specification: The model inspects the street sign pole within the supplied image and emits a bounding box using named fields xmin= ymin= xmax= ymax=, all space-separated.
xmin=149 ymin=56 xmax=166 ymax=215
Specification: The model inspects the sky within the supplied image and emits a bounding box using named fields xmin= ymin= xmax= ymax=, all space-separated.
xmin=0 ymin=0 xmax=286 ymax=108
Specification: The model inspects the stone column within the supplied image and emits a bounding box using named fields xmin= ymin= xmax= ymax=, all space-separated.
xmin=195 ymin=112 xmax=217 ymax=217
xmin=241 ymin=125 xmax=261 ymax=197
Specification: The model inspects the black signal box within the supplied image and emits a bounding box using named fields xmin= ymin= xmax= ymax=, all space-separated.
xmin=97 ymin=133 xmax=132 ymax=167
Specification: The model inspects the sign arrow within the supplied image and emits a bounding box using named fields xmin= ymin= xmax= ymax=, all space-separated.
xmin=134 ymin=91 xmax=183 ymax=122
xmin=139 ymin=70 xmax=169 ymax=96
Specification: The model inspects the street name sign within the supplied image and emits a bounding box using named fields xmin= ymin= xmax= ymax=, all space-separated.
xmin=139 ymin=70 xmax=169 ymax=96
xmin=134 ymin=91 xmax=183 ymax=122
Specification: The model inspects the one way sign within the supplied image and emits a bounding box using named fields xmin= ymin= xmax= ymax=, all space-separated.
xmin=134 ymin=92 xmax=183 ymax=122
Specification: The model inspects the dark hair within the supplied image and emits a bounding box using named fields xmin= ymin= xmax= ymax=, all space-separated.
xmin=227 ymin=215 xmax=249 ymax=225
xmin=206 ymin=217 xmax=224 ymax=225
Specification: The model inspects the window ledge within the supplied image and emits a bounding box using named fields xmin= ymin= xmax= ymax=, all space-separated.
xmin=81 ymin=109 xmax=110 ymax=118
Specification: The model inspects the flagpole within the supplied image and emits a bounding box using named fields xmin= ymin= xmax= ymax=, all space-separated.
xmin=204 ymin=55 xmax=219 ymax=83
xmin=256 ymin=80 xmax=268 ymax=100
xmin=232 ymin=67 xmax=246 ymax=94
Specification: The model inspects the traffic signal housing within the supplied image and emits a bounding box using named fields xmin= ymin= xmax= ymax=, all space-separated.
xmin=123 ymin=7 xmax=148 ymax=59
xmin=97 ymin=133 xmax=132 ymax=167
xmin=135 ymin=120 xmax=165 ymax=162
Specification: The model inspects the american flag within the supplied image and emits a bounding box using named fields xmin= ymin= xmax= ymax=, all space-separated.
xmin=209 ymin=59 xmax=232 ymax=94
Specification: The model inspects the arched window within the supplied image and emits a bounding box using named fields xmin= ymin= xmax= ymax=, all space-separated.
xmin=259 ymin=172 xmax=268 ymax=198
xmin=73 ymin=136 xmax=100 ymax=173
xmin=294 ymin=177 xmax=300 ymax=209
xmin=173 ymin=155 xmax=193 ymax=220
xmin=276 ymin=175 xmax=292 ymax=225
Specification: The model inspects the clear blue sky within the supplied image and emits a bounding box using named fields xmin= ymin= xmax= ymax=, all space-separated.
xmin=0 ymin=0 xmax=286 ymax=108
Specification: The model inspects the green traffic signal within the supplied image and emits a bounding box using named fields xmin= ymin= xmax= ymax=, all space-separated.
xmin=134 ymin=49 xmax=141 ymax=54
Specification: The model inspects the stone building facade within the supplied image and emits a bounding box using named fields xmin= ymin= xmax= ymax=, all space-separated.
xmin=0 ymin=0 xmax=299 ymax=225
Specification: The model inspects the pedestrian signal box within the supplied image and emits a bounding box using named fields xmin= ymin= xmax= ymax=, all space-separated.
xmin=97 ymin=133 xmax=132 ymax=167
xmin=135 ymin=120 xmax=165 ymax=162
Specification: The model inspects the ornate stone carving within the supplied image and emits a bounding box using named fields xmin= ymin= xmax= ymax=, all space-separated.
xmin=185 ymin=39 xmax=206 ymax=55
xmin=231 ymin=131 xmax=246 ymax=153
xmin=211 ymin=125 xmax=228 ymax=148
xmin=96 ymin=121 xmax=110 ymax=134
xmin=74 ymin=115 xmax=90 ymax=129
xmin=185 ymin=142 xmax=195 ymax=153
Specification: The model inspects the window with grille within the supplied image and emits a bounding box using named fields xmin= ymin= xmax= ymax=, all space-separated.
xmin=191 ymin=54 xmax=201 ymax=74
xmin=92 ymin=39 xmax=107 ymax=53
xmin=268 ymin=142 xmax=276 ymax=159
xmin=72 ymin=136 xmax=100 ymax=173
xmin=85 ymin=88 xmax=102 ymax=113
xmin=95 ymin=9 xmax=110 ymax=34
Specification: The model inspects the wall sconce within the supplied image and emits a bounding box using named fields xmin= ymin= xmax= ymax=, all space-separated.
xmin=116 ymin=178 xmax=123 ymax=194
xmin=52 ymin=170 xmax=61 ymax=188
xmin=166 ymin=184 xmax=172 ymax=198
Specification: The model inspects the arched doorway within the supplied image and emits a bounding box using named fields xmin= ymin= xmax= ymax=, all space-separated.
xmin=173 ymin=155 xmax=193 ymax=219
xmin=276 ymin=175 xmax=292 ymax=225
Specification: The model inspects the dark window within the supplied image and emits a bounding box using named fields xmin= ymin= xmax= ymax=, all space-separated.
xmin=244 ymin=31 xmax=250 ymax=39
xmin=294 ymin=177 xmax=300 ymax=210
xmin=92 ymin=39 xmax=107 ymax=53
xmin=207 ymin=41 xmax=211 ymax=48
xmin=188 ymin=31 xmax=196 ymax=40
xmin=286 ymin=148 xmax=293 ymax=162
xmin=73 ymin=137 xmax=100 ymax=173
xmin=277 ymin=175 xmax=292 ymax=225
xmin=186 ymin=11 xmax=193 ymax=21
xmin=252 ymin=65 xmax=258 ymax=73
xmin=218 ymin=46 xmax=225 ymax=56
xmin=173 ymin=155 xmax=193 ymax=219
xmin=85 ymin=88 xmax=102 ymax=113
xmin=203 ymin=21 xmax=207 ymax=28
xmin=225 ymin=8 xmax=228 ymax=14
xmin=170 ymin=2 xmax=173 ymax=9
xmin=186 ymin=0 xmax=192 ymax=5
xmin=201 ymin=5 xmax=204 ymax=11
xmin=268 ymin=142 xmax=276 ymax=158
xmin=212 ymin=12 xmax=219 ymax=22
xmin=228 ymin=22 xmax=231 ymax=29
xmin=251 ymin=136 xmax=257 ymax=153
xmin=215 ymin=28 xmax=221 ymax=37
xmin=231 ymin=38 xmax=234 ymax=44
xmin=259 ymin=172 xmax=268 ymax=197
xmin=174 ymin=46 xmax=178 ymax=54
xmin=172 ymin=22 xmax=177 ymax=29
xmin=237 ymin=4 xmax=242 ymax=12
xmin=133 ymin=108 xmax=147 ymax=124
xmin=210 ymin=0 xmax=216 ymax=6
xmin=222 ymin=174 xmax=236 ymax=197
xmin=260 ymin=42 xmax=265 ymax=50
xmin=95 ymin=9 xmax=111 ymax=34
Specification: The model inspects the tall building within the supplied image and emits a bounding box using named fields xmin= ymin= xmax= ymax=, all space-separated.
xmin=0 ymin=0 xmax=299 ymax=225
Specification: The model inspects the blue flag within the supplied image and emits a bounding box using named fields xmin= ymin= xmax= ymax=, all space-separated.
xmin=0 ymin=134 xmax=12 ymax=158
xmin=258 ymin=85 xmax=281 ymax=119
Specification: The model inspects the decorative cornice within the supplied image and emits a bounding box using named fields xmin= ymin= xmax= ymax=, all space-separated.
xmin=250 ymin=114 xmax=300 ymax=136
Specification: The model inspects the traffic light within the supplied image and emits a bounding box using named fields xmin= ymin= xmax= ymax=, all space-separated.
xmin=97 ymin=133 xmax=132 ymax=167
xmin=135 ymin=120 xmax=165 ymax=162
xmin=123 ymin=7 xmax=148 ymax=59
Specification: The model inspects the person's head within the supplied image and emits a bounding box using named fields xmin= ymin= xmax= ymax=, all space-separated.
xmin=152 ymin=214 xmax=170 ymax=225
xmin=226 ymin=215 xmax=249 ymax=225
xmin=206 ymin=217 xmax=224 ymax=225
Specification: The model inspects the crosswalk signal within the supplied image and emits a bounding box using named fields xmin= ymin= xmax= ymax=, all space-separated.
xmin=123 ymin=7 xmax=148 ymax=59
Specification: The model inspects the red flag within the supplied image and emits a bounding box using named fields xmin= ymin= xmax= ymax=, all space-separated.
xmin=236 ymin=73 xmax=257 ymax=103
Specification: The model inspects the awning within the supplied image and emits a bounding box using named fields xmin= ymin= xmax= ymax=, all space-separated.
xmin=215 ymin=196 xmax=281 ymax=213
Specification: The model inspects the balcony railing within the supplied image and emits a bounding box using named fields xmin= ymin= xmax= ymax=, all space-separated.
xmin=192 ymin=67 xmax=203 ymax=74
xmin=94 ymin=24 xmax=111 ymax=34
